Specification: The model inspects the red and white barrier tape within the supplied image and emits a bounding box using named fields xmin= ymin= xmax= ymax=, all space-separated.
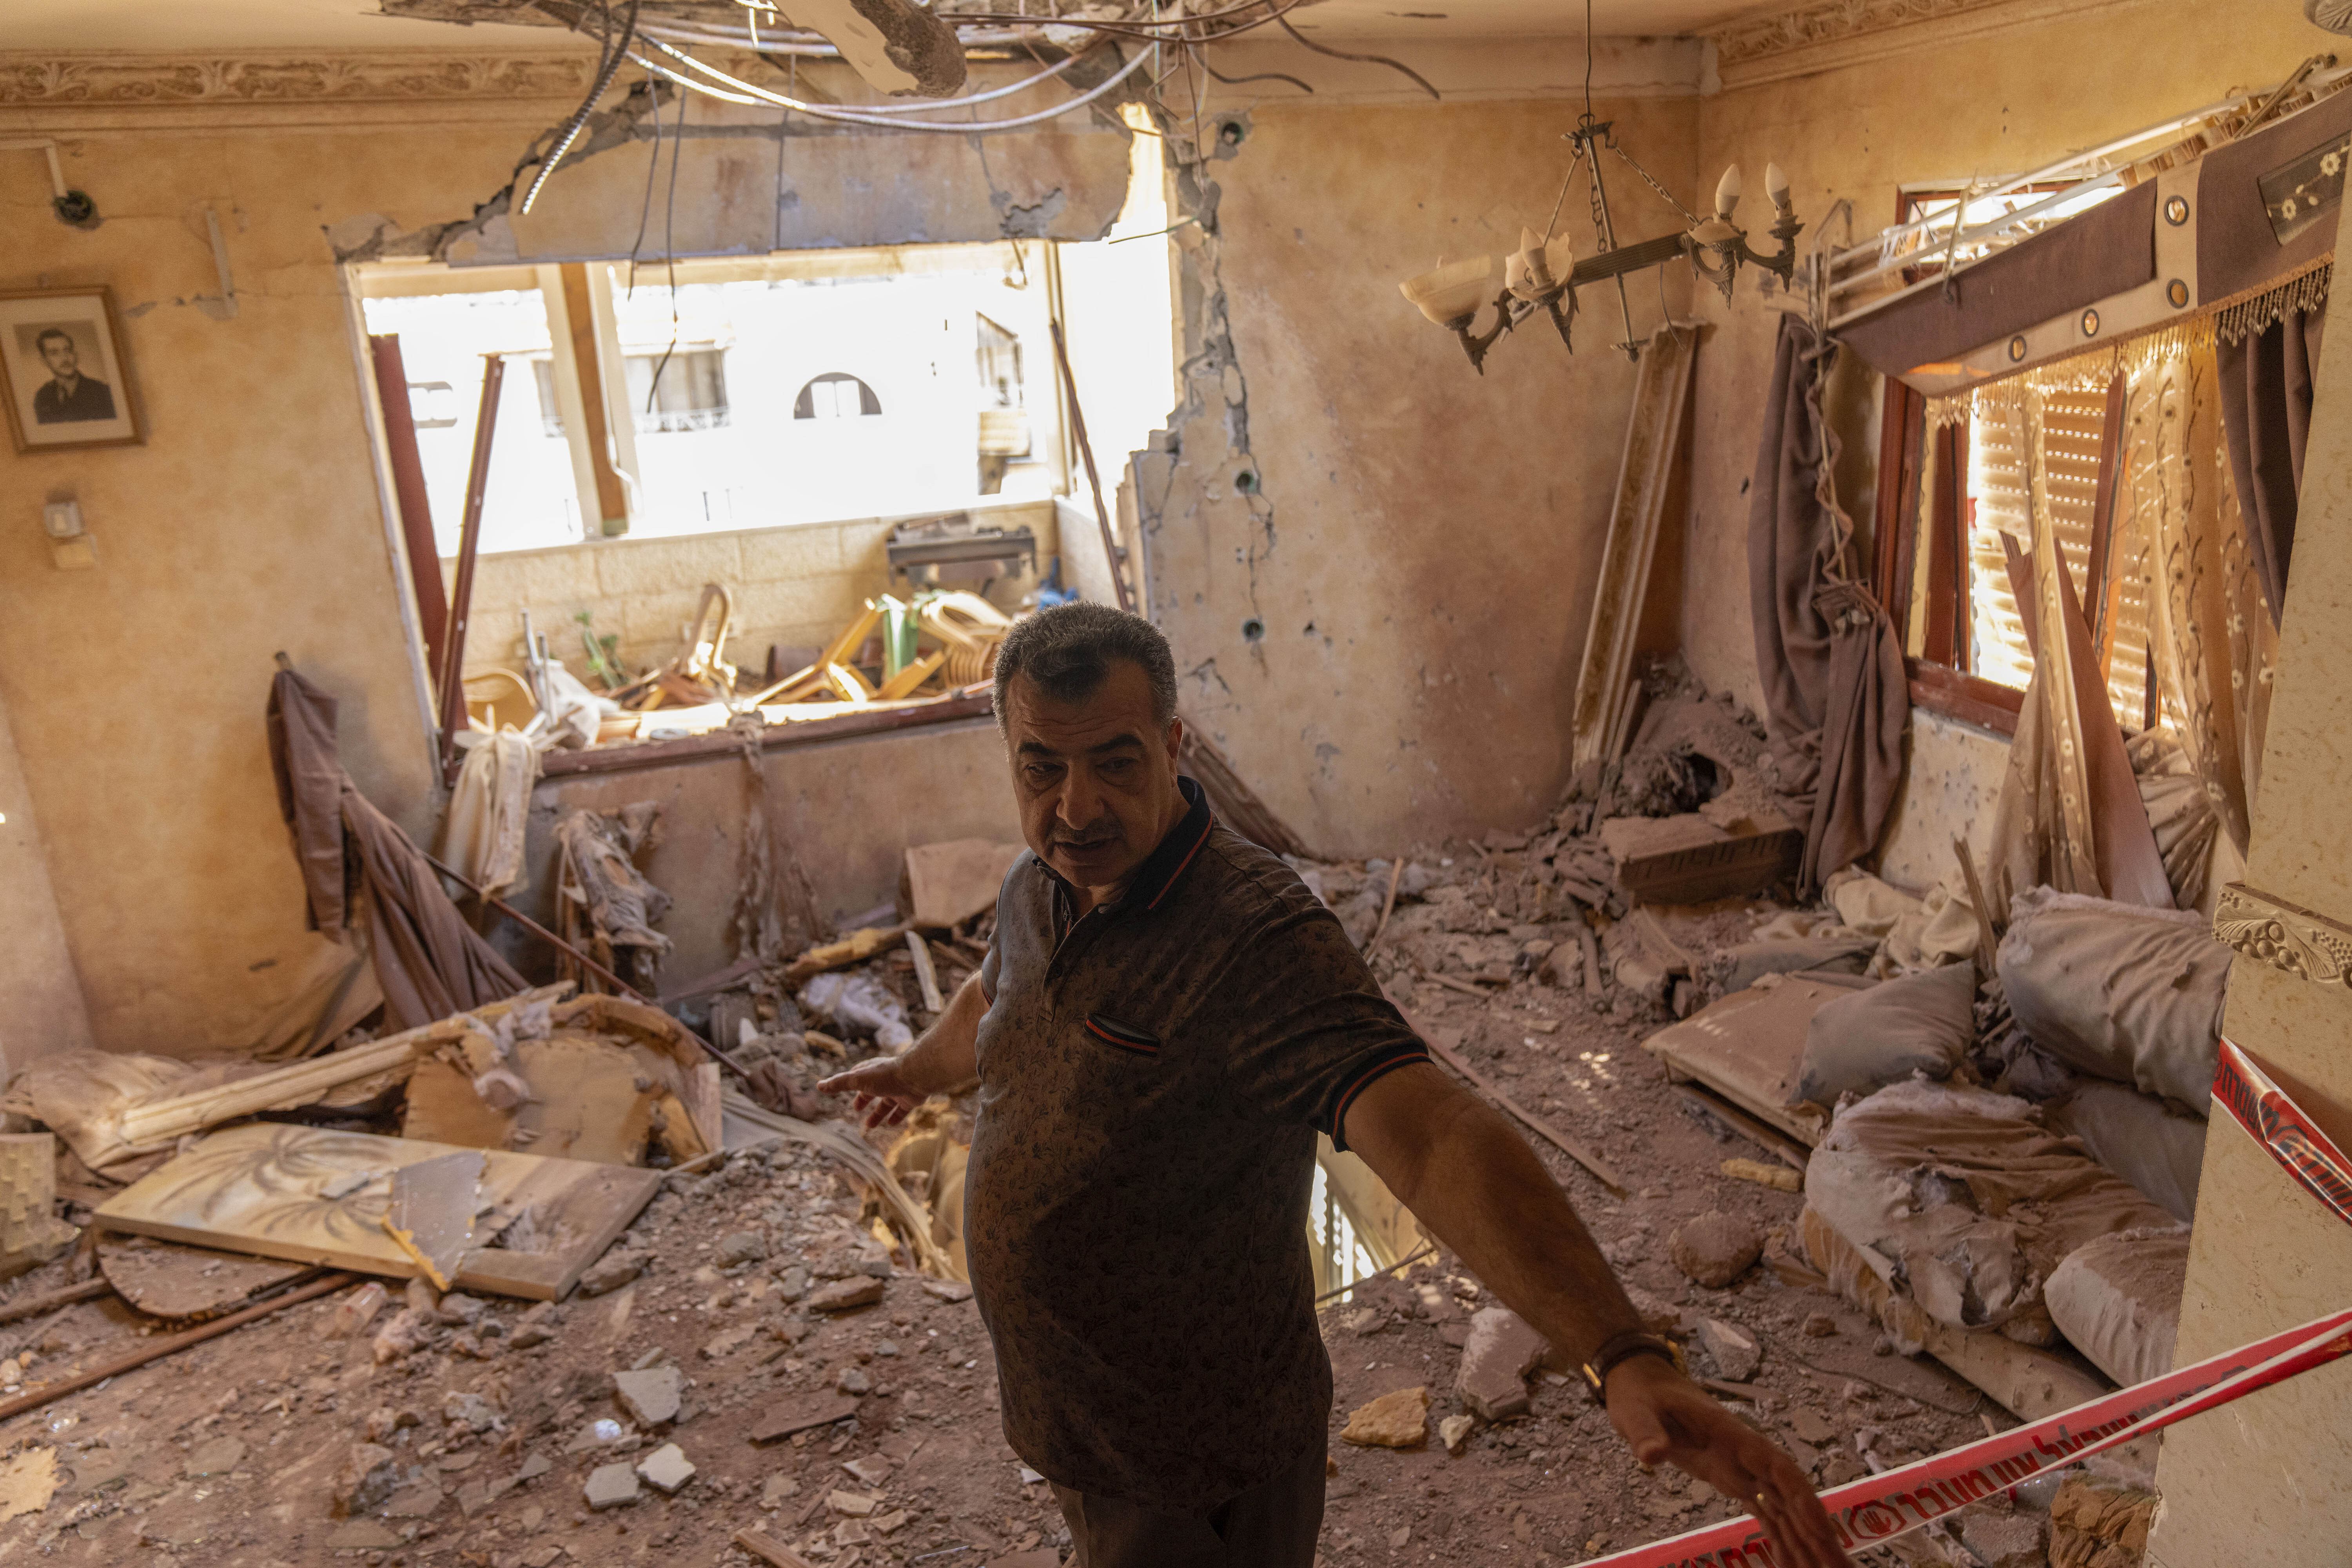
xmin=1581 ymin=1037 xmax=2352 ymax=1568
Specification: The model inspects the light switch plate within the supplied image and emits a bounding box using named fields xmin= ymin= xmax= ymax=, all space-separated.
xmin=42 ymin=500 xmax=83 ymax=540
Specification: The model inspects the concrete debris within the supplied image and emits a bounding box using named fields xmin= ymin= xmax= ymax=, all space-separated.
xmin=584 ymin=1459 xmax=642 ymax=1509
xmin=577 ymin=1250 xmax=648 ymax=1297
xmin=1339 ymin=1385 xmax=1430 ymax=1448
xmin=830 ymin=1487 xmax=881 ymax=1516
xmin=613 ymin=1365 xmax=685 ymax=1426
xmin=837 ymin=1365 xmax=873 ymax=1394
xmin=184 ymin=1435 xmax=246 ymax=1477
xmin=1670 ymin=1214 xmax=1763 ymax=1288
xmin=808 ymin=1274 xmax=887 ymax=1312
xmin=634 ymin=1441 xmax=696 ymax=1494
xmin=717 ymin=1229 xmax=769 ymax=1267
xmin=1438 ymin=1413 xmax=1476 ymax=1454
xmin=1962 ymin=1508 xmax=2049 ymax=1568
xmin=1695 ymin=1318 xmax=1761 ymax=1383
xmin=333 ymin=1443 xmax=401 ymax=1517
xmin=841 ymin=1454 xmax=893 ymax=1486
xmin=1455 ymin=1306 xmax=1550 ymax=1421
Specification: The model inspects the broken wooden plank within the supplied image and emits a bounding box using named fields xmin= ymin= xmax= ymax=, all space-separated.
xmin=1671 ymin=1083 xmax=1812 ymax=1173
xmin=95 ymin=1123 xmax=661 ymax=1301
xmin=748 ymin=1392 xmax=862 ymax=1444
xmin=901 ymin=841 xmax=1025 ymax=931
xmin=1568 ymin=323 xmax=1702 ymax=770
xmin=0 ymin=1278 xmax=111 ymax=1327
xmin=734 ymin=1526 xmax=820 ymax=1568
xmin=782 ymin=925 xmax=908 ymax=988
xmin=115 ymin=985 xmax=573 ymax=1150
xmin=906 ymin=932 xmax=945 ymax=1014
xmin=96 ymin=1236 xmax=309 ymax=1321
xmin=1599 ymin=813 xmax=1803 ymax=905
xmin=1386 ymin=991 xmax=1625 ymax=1194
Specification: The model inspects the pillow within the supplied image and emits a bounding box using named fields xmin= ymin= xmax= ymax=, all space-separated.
xmin=1996 ymin=889 xmax=2227 ymax=1111
xmin=1795 ymin=960 xmax=1976 ymax=1106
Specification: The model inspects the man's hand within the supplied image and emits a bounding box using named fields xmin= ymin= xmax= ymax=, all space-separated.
xmin=819 ymin=1053 xmax=929 ymax=1129
xmin=816 ymin=967 xmax=988 ymax=1129
xmin=1606 ymin=1355 xmax=1850 ymax=1567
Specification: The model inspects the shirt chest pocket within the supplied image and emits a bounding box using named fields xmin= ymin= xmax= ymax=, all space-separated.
xmin=1080 ymin=1012 xmax=1163 ymax=1060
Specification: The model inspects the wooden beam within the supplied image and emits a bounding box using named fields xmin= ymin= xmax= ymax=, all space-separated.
xmin=559 ymin=261 xmax=629 ymax=534
xmin=1387 ymin=990 xmax=1626 ymax=1194
xmin=366 ymin=334 xmax=447 ymax=675
xmin=1871 ymin=375 xmax=1925 ymax=636
xmin=539 ymin=690 xmax=996 ymax=777
xmin=1906 ymin=659 xmax=2022 ymax=736
xmin=437 ymin=354 xmax=505 ymax=780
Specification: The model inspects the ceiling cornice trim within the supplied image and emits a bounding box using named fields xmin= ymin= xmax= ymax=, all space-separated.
xmin=1709 ymin=0 xmax=2155 ymax=91
xmin=0 ymin=50 xmax=598 ymax=110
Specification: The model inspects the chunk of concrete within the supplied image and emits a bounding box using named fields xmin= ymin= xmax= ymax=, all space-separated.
xmin=332 ymin=1443 xmax=399 ymax=1518
xmin=584 ymin=1461 xmax=641 ymax=1510
xmin=185 ymin=1437 xmax=245 ymax=1477
xmin=613 ymin=1366 xmax=684 ymax=1427
xmin=717 ymin=1231 xmax=769 ymax=1267
xmin=807 ymin=1276 xmax=886 ymax=1313
xmin=634 ymin=1443 xmax=695 ymax=1495
xmin=1455 ymin=1306 xmax=1549 ymax=1421
xmin=1960 ymin=1510 xmax=2045 ymax=1568
xmin=576 ymin=1251 xmax=646 ymax=1298
xmin=1697 ymin=1318 xmax=1761 ymax=1383
xmin=1338 ymin=1385 xmax=1429 ymax=1448
xmin=1671 ymin=1214 xmax=1762 ymax=1288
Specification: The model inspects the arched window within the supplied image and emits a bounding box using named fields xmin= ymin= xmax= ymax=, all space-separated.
xmin=793 ymin=373 xmax=882 ymax=419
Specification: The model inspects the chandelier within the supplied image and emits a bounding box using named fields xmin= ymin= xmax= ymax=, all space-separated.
xmin=1399 ymin=112 xmax=1804 ymax=370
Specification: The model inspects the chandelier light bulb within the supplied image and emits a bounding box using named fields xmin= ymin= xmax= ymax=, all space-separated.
xmin=1765 ymin=162 xmax=1792 ymax=212
xmin=1715 ymin=163 xmax=1743 ymax=220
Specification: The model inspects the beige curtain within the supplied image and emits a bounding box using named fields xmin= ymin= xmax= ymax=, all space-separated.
xmin=2119 ymin=345 xmax=2277 ymax=864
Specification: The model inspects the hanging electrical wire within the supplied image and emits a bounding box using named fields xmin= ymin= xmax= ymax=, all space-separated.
xmin=520 ymin=0 xmax=642 ymax=216
xmin=632 ymin=33 xmax=1153 ymax=131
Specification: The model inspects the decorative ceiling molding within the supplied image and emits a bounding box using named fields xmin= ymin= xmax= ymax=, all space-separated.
xmin=0 ymin=51 xmax=596 ymax=109
xmin=2214 ymin=881 xmax=2352 ymax=995
xmin=1709 ymin=0 xmax=2155 ymax=91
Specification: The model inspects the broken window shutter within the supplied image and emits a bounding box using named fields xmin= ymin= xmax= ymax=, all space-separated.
xmin=1964 ymin=388 xmax=2110 ymax=695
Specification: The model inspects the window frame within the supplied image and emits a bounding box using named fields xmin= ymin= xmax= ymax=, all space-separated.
xmin=1876 ymin=370 xmax=2138 ymax=740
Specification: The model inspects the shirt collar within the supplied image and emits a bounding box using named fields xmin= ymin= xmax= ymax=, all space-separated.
xmin=1042 ymin=775 xmax=1217 ymax=920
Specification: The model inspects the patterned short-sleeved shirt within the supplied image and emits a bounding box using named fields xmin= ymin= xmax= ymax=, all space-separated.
xmin=967 ymin=777 xmax=1430 ymax=1511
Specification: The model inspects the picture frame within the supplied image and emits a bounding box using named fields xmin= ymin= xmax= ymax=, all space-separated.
xmin=0 ymin=286 xmax=144 ymax=454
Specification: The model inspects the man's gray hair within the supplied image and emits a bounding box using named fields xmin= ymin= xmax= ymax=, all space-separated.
xmin=992 ymin=602 xmax=1178 ymax=731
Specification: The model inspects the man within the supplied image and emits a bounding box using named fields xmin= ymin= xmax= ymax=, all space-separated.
xmin=824 ymin=604 xmax=1848 ymax=1567
xmin=31 ymin=328 xmax=116 ymax=423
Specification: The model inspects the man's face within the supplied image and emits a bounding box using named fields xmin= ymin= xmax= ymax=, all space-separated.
xmin=1002 ymin=662 xmax=1186 ymax=893
xmin=40 ymin=339 xmax=76 ymax=379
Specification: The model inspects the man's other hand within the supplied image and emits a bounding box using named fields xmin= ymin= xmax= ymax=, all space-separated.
xmin=818 ymin=1055 xmax=927 ymax=1129
xmin=1605 ymin=1356 xmax=1852 ymax=1567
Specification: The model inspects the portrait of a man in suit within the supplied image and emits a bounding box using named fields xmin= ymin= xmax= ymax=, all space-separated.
xmin=33 ymin=326 xmax=117 ymax=424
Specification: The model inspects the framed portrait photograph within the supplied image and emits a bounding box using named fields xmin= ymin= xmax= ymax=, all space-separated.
xmin=0 ymin=287 xmax=143 ymax=454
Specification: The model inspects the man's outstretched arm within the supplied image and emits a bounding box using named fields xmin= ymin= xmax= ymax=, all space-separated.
xmin=1345 ymin=1062 xmax=1850 ymax=1568
xmin=818 ymin=969 xmax=986 ymax=1126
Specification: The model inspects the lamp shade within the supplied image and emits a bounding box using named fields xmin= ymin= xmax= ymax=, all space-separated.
xmin=1400 ymin=256 xmax=1497 ymax=325
xmin=1505 ymin=227 xmax=1576 ymax=299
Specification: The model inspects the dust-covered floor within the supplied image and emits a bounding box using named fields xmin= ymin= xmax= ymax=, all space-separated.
xmin=0 ymin=948 xmax=2024 ymax=1568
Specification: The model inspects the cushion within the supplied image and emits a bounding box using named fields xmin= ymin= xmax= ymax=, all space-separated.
xmin=1804 ymin=1080 xmax=2179 ymax=1341
xmin=2047 ymin=1081 xmax=2207 ymax=1224
xmin=1796 ymin=960 xmax=1977 ymax=1105
xmin=1996 ymin=888 xmax=2228 ymax=1110
xmin=2043 ymin=1227 xmax=2189 ymax=1386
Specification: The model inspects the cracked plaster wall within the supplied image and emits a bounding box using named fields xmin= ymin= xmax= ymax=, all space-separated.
xmin=1137 ymin=96 xmax=1699 ymax=855
xmin=0 ymin=69 xmax=1131 ymax=1057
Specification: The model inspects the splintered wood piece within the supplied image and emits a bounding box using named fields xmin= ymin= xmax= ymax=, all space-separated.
xmin=383 ymin=1152 xmax=484 ymax=1291
xmin=96 ymin=1124 xmax=661 ymax=1301
xmin=748 ymin=1392 xmax=862 ymax=1444
xmin=734 ymin=1527 xmax=818 ymax=1568
xmin=97 ymin=1235 xmax=309 ymax=1321
xmin=403 ymin=1034 xmax=658 ymax=1167
xmin=906 ymin=932 xmax=945 ymax=1014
